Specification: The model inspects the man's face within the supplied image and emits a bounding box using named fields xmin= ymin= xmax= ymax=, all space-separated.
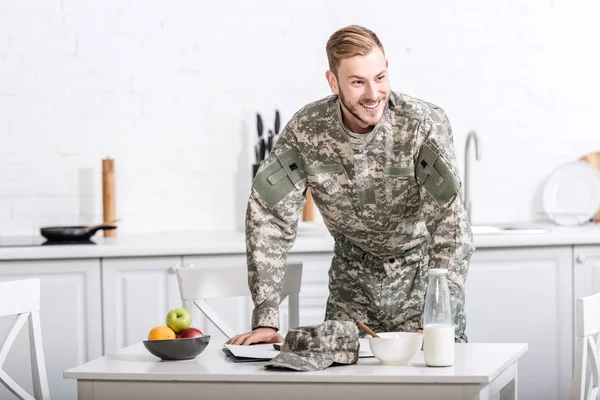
xmin=326 ymin=47 xmax=390 ymax=133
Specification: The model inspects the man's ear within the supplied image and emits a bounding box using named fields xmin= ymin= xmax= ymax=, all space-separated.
xmin=325 ymin=70 xmax=338 ymax=94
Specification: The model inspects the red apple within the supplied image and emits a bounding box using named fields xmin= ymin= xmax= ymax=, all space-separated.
xmin=177 ymin=327 xmax=203 ymax=338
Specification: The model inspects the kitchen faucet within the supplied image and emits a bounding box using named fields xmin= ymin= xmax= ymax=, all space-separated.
xmin=464 ymin=130 xmax=481 ymax=224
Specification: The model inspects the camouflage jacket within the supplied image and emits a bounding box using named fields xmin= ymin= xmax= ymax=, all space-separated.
xmin=246 ymin=91 xmax=475 ymax=330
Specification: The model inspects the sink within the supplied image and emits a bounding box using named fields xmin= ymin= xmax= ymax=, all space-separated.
xmin=471 ymin=225 xmax=550 ymax=235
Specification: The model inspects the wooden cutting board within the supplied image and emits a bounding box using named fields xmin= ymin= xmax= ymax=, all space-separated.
xmin=580 ymin=152 xmax=600 ymax=222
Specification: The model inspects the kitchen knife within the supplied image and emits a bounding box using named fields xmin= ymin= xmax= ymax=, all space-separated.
xmin=274 ymin=110 xmax=281 ymax=135
xmin=256 ymin=113 xmax=265 ymax=163
xmin=256 ymin=113 xmax=264 ymax=137
xmin=259 ymin=138 xmax=266 ymax=161
xmin=267 ymin=130 xmax=274 ymax=153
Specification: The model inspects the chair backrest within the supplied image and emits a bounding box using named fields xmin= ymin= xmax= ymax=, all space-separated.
xmin=571 ymin=291 xmax=600 ymax=400
xmin=0 ymin=278 xmax=50 ymax=400
xmin=175 ymin=263 xmax=303 ymax=339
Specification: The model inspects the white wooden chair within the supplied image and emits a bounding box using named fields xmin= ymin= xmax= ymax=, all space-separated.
xmin=175 ymin=263 xmax=302 ymax=339
xmin=0 ymin=278 xmax=50 ymax=400
xmin=572 ymin=291 xmax=600 ymax=400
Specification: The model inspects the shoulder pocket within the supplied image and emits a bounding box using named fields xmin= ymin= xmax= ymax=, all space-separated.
xmin=416 ymin=143 xmax=459 ymax=207
xmin=253 ymin=148 xmax=307 ymax=207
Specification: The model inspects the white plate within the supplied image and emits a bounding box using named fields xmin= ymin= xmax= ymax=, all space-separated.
xmin=542 ymin=161 xmax=600 ymax=226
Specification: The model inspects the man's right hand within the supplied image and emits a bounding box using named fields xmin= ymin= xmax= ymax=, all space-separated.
xmin=225 ymin=327 xmax=284 ymax=346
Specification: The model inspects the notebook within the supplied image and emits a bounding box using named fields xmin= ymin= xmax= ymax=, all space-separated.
xmin=222 ymin=340 xmax=373 ymax=363
xmin=222 ymin=343 xmax=280 ymax=363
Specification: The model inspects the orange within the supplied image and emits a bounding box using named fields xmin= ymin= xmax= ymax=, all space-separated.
xmin=147 ymin=326 xmax=176 ymax=340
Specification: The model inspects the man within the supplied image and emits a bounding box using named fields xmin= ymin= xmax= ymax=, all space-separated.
xmin=226 ymin=25 xmax=474 ymax=346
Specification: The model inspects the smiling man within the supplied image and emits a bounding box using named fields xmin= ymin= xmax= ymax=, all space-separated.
xmin=227 ymin=25 xmax=474 ymax=346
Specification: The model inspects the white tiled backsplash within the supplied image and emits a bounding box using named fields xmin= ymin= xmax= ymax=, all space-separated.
xmin=0 ymin=0 xmax=599 ymax=235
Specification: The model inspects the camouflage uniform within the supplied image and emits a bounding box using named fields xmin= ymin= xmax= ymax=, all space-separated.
xmin=246 ymin=91 xmax=475 ymax=342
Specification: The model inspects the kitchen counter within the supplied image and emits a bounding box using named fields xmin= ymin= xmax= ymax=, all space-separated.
xmin=2 ymin=222 xmax=596 ymax=400
xmin=1 ymin=222 xmax=600 ymax=261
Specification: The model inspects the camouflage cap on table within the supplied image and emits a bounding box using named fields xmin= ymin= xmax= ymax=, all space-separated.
xmin=264 ymin=320 xmax=360 ymax=372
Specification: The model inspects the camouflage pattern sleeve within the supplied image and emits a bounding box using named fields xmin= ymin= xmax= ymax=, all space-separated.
xmin=415 ymin=107 xmax=475 ymax=342
xmin=246 ymin=117 xmax=308 ymax=331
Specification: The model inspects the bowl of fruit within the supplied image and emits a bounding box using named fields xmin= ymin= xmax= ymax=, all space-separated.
xmin=143 ymin=307 xmax=210 ymax=361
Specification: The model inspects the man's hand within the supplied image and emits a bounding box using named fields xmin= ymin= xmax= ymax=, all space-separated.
xmin=225 ymin=327 xmax=284 ymax=345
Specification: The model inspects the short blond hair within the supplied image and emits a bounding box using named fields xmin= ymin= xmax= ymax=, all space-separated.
xmin=326 ymin=25 xmax=385 ymax=75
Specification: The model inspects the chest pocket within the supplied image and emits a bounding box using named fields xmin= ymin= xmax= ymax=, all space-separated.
xmin=384 ymin=165 xmax=415 ymax=220
xmin=307 ymin=164 xmax=348 ymax=195
xmin=306 ymin=164 xmax=356 ymax=225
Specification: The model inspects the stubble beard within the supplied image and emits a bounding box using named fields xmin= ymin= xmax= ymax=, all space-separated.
xmin=338 ymin=88 xmax=384 ymax=132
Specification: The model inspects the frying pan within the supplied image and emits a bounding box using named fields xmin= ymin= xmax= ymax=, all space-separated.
xmin=40 ymin=221 xmax=118 ymax=242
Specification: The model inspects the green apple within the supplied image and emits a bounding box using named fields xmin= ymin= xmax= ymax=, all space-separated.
xmin=165 ymin=308 xmax=192 ymax=333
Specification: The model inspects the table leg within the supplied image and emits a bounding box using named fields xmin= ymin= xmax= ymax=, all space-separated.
xmin=479 ymin=362 xmax=518 ymax=400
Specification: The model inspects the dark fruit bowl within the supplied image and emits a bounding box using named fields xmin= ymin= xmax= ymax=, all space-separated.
xmin=143 ymin=335 xmax=211 ymax=361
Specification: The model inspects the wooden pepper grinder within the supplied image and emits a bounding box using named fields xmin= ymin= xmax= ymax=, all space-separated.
xmin=102 ymin=158 xmax=117 ymax=237
xmin=302 ymin=188 xmax=316 ymax=222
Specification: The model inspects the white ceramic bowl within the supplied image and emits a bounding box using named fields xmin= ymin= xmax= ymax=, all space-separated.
xmin=368 ymin=332 xmax=423 ymax=365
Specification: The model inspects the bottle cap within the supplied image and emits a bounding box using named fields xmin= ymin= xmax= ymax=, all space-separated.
xmin=429 ymin=268 xmax=448 ymax=275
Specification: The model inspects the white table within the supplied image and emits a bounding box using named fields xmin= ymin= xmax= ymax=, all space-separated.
xmin=64 ymin=340 xmax=528 ymax=400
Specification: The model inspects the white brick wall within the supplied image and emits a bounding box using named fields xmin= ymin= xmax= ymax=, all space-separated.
xmin=1 ymin=0 xmax=599 ymax=235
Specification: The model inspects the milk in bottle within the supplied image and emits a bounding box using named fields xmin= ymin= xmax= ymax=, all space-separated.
xmin=423 ymin=268 xmax=455 ymax=367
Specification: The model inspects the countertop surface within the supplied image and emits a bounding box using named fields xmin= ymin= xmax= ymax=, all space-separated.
xmin=63 ymin=340 xmax=528 ymax=384
xmin=1 ymin=222 xmax=600 ymax=261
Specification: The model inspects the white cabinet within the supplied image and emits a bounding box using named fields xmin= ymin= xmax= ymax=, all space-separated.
xmin=465 ymin=246 xmax=573 ymax=400
xmin=573 ymin=245 xmax=600 ymax=300
xmin=0 ymin=259 xmax=102 ymax=400
xmin=101 ymin=256 xmax=182 ymax=354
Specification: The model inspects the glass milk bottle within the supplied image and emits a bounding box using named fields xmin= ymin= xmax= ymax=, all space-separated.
xmin=423 ymin=268 xmax=455 ymax=367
